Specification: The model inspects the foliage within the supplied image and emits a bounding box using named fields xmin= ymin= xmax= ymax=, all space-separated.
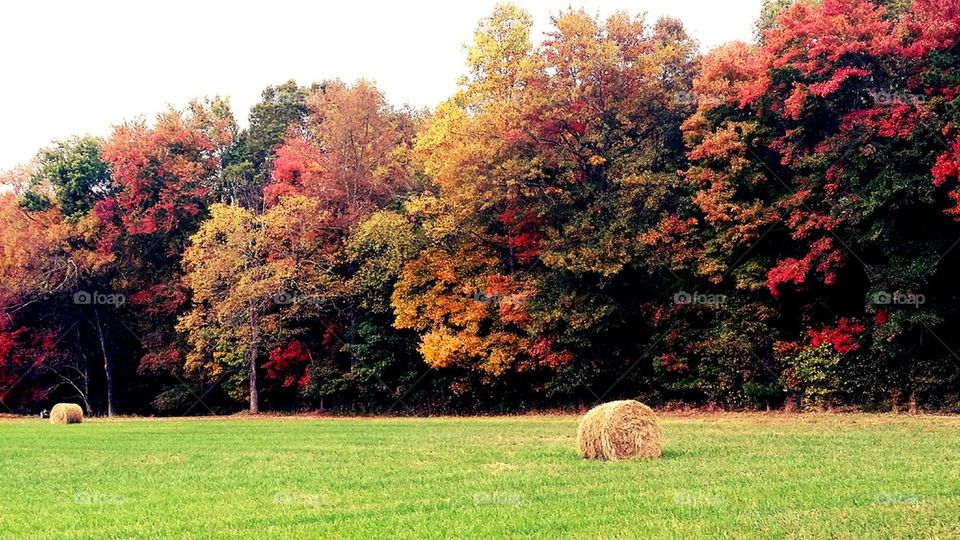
xmin=5 ymin=2 xmax=960 ymax=413
xmin=178 ymin=198 xmax=337 ymax=411
xmin=221 ymin=81 xmax=313 ymax=209
xmin=781 ymin=344 xmax=843 ymax=407
xmin=681 ymin=0 xmax=960 ymax=408
xmin=21 ymin=136 xmax=112 ymax=220
xmin=394 ymin=7 xmax=698 ymax=395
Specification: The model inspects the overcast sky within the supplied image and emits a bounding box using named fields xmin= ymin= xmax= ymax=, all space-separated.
xmin=0 ymin=0 xmax=762 ymax=172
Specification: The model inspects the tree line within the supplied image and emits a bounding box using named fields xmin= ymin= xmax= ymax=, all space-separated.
xmin=2 ymin=0 xmax=960 ymax=415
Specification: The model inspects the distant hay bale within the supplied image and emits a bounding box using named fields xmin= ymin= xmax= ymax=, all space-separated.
xmin=50 ymin=403 xmax=84 ymax=425
xmin=577 ymin=400 xmax=662 ymax=461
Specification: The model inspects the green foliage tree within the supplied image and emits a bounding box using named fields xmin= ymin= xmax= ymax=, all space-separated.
xmin=221 ymin=81 xmax=313 ymax=209
xmin=20 ymin=136 xmax=112 ymax=219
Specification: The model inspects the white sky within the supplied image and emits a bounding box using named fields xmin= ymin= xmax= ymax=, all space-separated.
xmin=0 ymin=0 xmax=762 ymax=172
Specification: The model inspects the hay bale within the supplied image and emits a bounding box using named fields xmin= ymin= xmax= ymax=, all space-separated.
xmin=49 ymin=403 xmax=84 ymax=425
xmin=576 ymin=401 xmax=613 ymax=460
xmin=576 ymin=400 xmax=662 ymax=460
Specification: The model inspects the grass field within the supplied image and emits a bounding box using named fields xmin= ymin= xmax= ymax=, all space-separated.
xmin=2 ymin=413 xmax=960 ymax=539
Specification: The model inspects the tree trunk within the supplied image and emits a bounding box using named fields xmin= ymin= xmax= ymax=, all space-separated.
xmin=784 ymin=395 xmax=796 ymax=414
xmin=78 ymin=333 xmax=93 ymax=416
xmin=94 ymin=308 xmax=115 ymax=417
xmin=83 ymin=364 xmax=92 ymax=416
xmin=249 ymin=308 xmax=259 ymax=414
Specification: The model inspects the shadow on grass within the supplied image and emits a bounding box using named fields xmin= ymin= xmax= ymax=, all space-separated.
xmin=661 ymin=448 xmax=685 ymax=460
xmin=571 ymin=447 xmax=689 ymax=463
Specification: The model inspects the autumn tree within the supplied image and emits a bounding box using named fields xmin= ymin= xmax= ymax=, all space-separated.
xmin=179 ymin=197 xmax=337 ymax=413
xmin=0 ymin=185 xmax=67 ymax=410
xmin=257 ymin=79 xmax=420 ymax=409
xmin=680 ymin=0 xmax=960 ymax=408
xmin=93 ymin=98 xmax=234 ymax=415
xmin=393 ymin=4 xmax=699 ymax=404
xmin=221 ymin=81 xmax=314 ymax=209
xmin=267 ymin=80 xmax=417 ymax=222
xmin=1 ymin=162 xmax=112 ymax=413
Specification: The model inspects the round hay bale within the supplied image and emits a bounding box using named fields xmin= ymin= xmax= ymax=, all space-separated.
xmin=576 ymin=400 xmax=662 ymax=461
xmin=576 ymin=401 xmax=614 ymax=460
xmin=49 ymin=403 xmax=84 ymax=425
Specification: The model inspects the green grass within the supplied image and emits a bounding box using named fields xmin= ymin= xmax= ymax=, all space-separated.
xmin=2 ymin=414 xmax=960 ymax=539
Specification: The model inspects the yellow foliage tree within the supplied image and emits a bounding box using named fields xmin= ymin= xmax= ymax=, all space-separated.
xmin=178 ymin=196 xmax=337 ymax=413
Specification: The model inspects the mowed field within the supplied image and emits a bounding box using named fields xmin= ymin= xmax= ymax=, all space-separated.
xmin=2 ymin=414 xmax=960 ymax=539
